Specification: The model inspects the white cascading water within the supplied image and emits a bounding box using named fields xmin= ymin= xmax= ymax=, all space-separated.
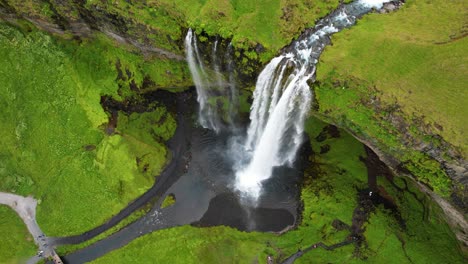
xmin=185 ymin=29 xmax=239 ymax=132
xmin=359 ymin=0 xmax=389 ymax=8
xmin=235 ymin=0 xmax=393 ymax=200
xmin=225 ymin=42 xmax=238 ymax=128
xmin=185 ymin=29 xmax=221 ymax=132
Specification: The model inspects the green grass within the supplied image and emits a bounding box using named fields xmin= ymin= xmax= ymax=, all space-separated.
xmin=91 ymin=225 xmax=272 ymax=264
xmin=366 ymin=176 xmax=465 ymax=264
xmin=0 ymin=21 xmax=178 ymax=246
xmin=90 ymin=116 xmax=464 ymax=263
xmin=1 ymin=1 xmax=464 ymax=262
xmin=116 ymin=109 xmax=176 ymax=178
xmin=161 ymin=194 xmax=176 ymax=209
xmin=317 ymin=0 xmax=468 ymax=156
xmin=155 ymin=0 xmax=344 ymax=60
xmin=4 ymin=0 xmax=56 ymax=21
xmin=0 ymin=207 xmax=37 ymax=263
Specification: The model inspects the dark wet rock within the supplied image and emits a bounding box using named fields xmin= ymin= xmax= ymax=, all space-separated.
xmin=326 ymin=125 xmax=340 ymax=138
xmin=315 ymin=125 xmax=340 ymax=143
xmin=320 ymin=144 xmax=330 ymax=154
xmin=83 ymin=145 xmax=96 ymax=151
xmin=185 ymin=30 xmax=265 ymax=89
xmin=332 ymin=219 xmax=350 ymax=231
xmin=379 ymin=1 xmax=405 ymax=14
xmin=255 ymin=43 xmax=265 ymax=53
xmin=104 ymin=110 xmax=118 ymax=135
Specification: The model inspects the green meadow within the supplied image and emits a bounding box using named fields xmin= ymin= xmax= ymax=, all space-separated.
xmin=317 ymin=0 xmax=467 ymax=156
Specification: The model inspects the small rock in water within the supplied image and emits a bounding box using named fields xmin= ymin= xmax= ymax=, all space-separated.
xmin=379 ymin=1 xmax=402 ymax=13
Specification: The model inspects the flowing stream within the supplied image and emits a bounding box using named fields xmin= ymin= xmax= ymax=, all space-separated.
xmin=186 ymin=0 xmax=393 ymax=200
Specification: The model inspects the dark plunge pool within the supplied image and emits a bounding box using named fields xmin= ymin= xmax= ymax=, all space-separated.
xmin=62 ymin=90 xmax=308 ymax=263
xmin=161 ymin=126 xmax=305 ymax=233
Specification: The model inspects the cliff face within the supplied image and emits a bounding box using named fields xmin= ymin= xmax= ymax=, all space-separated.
xmin=315 ymin=0 xmax=467 ymax=198
xmin=314 ymin=0 xmax=467 ymax=245
xmin=0 ymin=0 xmax=185 ymax=57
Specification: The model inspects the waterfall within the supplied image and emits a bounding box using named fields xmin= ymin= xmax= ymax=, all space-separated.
xmin=184 ymin=1 xmax=392 ymax=200
xmin=185 ymin=29 xmax=220 ymax=132
xmin=236 ymin=64 xmax=312 ymax=198
xmin=225 ymin=42 xmax=239 ymax=128
xmin=235 ymin=0 xmax=393 ymax=200
xmin=185 ymin=30 xmax=238 ymax=132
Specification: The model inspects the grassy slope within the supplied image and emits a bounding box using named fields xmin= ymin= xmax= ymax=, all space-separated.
xmin=313 ymin=76 xmax=453 ymax=195
xmin=0 ymin=207 xmax=36 ymax=263
xmin=316 ymin=0 xmax=467 ymax=155
xmin=90 ymin=117 xmax=463 ymax=263
xmin=0 ymin=22 xmax=177 ymax=262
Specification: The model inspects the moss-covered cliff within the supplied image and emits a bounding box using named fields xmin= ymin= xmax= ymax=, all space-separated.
xmin=1 ymin=0 xmax=349 ymax=60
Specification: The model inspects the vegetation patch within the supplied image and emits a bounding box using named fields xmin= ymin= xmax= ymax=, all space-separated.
xmin=0 ymin=22 xmax=177 ymax=240
xmin=316 ymin=0 xmax=467 ymax=156
xmin=0 ymin=206 xmax=36 ymax=263
xmin=161 ymin=194 xmax=176 ymax=209
xmin=3 ymin=0 xmax=353 ymax=62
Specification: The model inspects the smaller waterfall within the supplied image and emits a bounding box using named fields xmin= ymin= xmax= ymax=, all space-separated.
xmin=185 ymin=29 xmax=238 ymax=133
xmin=225 ymin=43 xmax=239 ymax=128
xmin=235 ymin=0 xmax=393 ymax=200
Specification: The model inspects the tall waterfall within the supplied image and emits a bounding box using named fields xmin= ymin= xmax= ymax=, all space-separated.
xmin=184 ymin=1 xmax=393 ymax=200
xmin=185 ymin=30 xmax=238 ymax=132
xmin=225 ymin=42 xmax=239 ymax=128
xmin=235 ymin=0 xmax=393 ymax=199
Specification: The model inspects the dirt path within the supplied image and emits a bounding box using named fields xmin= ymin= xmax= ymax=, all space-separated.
xmin=0 ymin=192 xmax=62 ymax=263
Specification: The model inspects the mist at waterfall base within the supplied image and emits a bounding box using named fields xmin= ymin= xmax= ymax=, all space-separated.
xmin=186 ymin=0 xmax=393 ymax=204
